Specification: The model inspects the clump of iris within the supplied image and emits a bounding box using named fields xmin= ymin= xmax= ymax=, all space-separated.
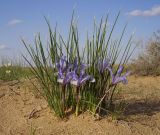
xmin=56 ymin=56 xmax=95 ymax=115
xmin=94 ymin=58 xmax=130 ymax=113
xmin=97 ymin=58 xmax=129 ymax=85
xmin=56 ymin=56 xmax=130 ymax=116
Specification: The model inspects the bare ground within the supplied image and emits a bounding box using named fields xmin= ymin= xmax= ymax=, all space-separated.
xmin=0 ymin=76 xmax=160 ymax=135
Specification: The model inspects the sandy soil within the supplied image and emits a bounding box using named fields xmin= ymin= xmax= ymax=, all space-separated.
xmin=0 ymin=76 xmax=160 ymax=135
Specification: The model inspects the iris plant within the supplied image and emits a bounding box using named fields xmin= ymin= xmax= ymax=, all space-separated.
xmin=71 ymin=58 xmax=95 ymax=116
xmin=108 ymin=66 xmax=130 ymax=85
xmin=56 ymin=55 xmax=73 ymax=111
xmin=23 ymin=12 xmax=134 ymax=118
xmin=56 ymin=56 xmax=95 ymax=115
xmin=95 ymin=63 xmax=130 ymax=113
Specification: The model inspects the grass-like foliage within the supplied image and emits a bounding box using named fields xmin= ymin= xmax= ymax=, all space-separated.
xmin=0 ymin=60 xmax=32 ymax=81
xmin=22 ymin=12 xmax=134 ymax=118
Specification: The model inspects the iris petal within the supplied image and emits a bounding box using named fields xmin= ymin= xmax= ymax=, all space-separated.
xmin=117 ymin=66 xmax=123 ymax=76
xmin=63 ymin=71 xmax=74 ymax=84
xmin=107 ymin=67 xmax=114 ymax=82
xmin=113 ymin=76 xmax=127 ymax=84
xmin=73 ymin=57 xmax=78 ymax=72
xmin=97 ymin=58 xmax=110 ymax=73
xmin=79 ymin=75 xmax=91 ymax=86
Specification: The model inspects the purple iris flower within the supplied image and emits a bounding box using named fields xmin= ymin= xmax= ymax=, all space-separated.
xmin=56 ymin=55 xmax=67 ymax=73
xmin=56 ymin=55 xmax=74 ymax=85
xmin=97 ymin=58 xmax=110 ymax=73
xmin=108 ymin=66 xmax=130 ymax=85
xmin=71 ymin=72 xmax=95 ymax=86
xmin=56 ymin=56 xmax=95 ymax=86
xmin=72 ymin=57 xmax=88 ymax=73
xmin=57 ymin=71 xmax=75 ymax=85
xmin=71 ymin=62 xmax=95 ymax=86
xmin=73 ymin=57 xmax=78 ymax=72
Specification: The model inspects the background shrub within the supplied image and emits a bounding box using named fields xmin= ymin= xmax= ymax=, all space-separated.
xmin=130 ymin=30 xmax=160 ymax=76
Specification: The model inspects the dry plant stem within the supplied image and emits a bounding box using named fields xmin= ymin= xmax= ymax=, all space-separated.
xmin=108 ymin=86 xmax=116 ymax=108
xmin=95 ymin=87 xmax=112 ymax=113
xmin=28 ymin=109 xmax=39 ymax=119
xmin=0 ymin=93 xmax=5 ymax=98
xmin=61 ymin=85 xmax=66 ymax=112
xmin=75 ymin=86 xmax=80 ymax=116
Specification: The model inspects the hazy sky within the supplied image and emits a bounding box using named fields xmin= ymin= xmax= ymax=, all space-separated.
xmin=0 ymin=0 xmax=160 ymax=59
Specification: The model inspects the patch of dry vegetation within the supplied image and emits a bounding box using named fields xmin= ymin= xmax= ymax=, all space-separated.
xmin=130 ymin=31 xmax=160 ymax=76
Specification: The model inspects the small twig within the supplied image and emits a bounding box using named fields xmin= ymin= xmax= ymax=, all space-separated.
xmin=28 ymin=109 xmax=39 ymax=119
xmin=9 ymin=88 xmax=20 ymax=95
xmin=28 ymin=106 xmax=48 ymax=119
xmin=95 ymin=88 xmax=112 ymax=112
xmin=0 ymin=93 xmax=5 ymax=98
